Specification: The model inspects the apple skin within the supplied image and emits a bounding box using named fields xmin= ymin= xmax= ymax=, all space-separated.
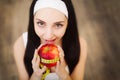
xmin=38 ymin=44 xmax=59 ymax=68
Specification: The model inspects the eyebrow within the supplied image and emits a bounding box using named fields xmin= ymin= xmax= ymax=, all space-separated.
xmin=35 ymin=18 xmax=65 ymax=23
xmin=35 ymin=19 xmax=45 ymax=23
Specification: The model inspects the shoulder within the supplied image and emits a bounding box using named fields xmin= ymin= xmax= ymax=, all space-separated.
xmin=13 ymin=34 xmax=25 ymax=59
xmin=14 ymin=32 xmax=27 ymax=52
xmin=79 ymin=37 xmax=87 ymax=59
xmin=70 ymin=37 xmax=87 ymax=79
xmin=13 ymin=34 xmax=29 ymax=79
xmin=77 ymin=37 xmax=87 ymax=67
xmin=14 ymin=35 xmax=24 ymax=51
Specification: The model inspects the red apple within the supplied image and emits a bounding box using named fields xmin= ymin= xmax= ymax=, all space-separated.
xmin=38 ymin=44 xmax=59 ymax=68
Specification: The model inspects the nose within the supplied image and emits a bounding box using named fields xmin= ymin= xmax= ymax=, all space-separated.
xmin=44 ymin=27 xmax=54 ymax=40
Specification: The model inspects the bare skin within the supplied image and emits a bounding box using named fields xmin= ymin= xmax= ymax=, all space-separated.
xmin=13 ymin=36 xmax=87 ymax=80
xmin=13 ymin=8 xmax=87 ymax=80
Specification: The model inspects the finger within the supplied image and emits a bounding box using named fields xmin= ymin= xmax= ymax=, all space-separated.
xmin=41 ymin=66 xmax=47 ymax=73
xmin=59 ymin=52 xmax=66 ymax=67
xmin=37 ymin=43 xmax=45 ymax=50
xmin=57 ymin=45 xmax=64 ymax=57
xmin=55 ymin=61 xmax=60 ymax=72
xmin=59 ymin=51 xmax=64 ymax=63
xmin=50 ymin=66 xmax=56 ymax=72
xmin=36 ymin=55 xmax=40 ymax=69
xmin=32 ymin=49 xmax=38 ymax=64
xmin=32 ymin=49 xmax=39 ymax=71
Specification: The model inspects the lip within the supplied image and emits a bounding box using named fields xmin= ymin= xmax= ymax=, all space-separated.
xmin=45 ymin=39 xmax=56 ymax=44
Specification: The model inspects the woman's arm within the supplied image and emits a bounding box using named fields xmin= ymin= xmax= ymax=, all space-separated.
xmin=30 ymin=49 xmax=46 ymax=80
xmin=13 ymin=36 xmax=29 ymax=80
xmin=71 ymin=37 xmax=87 ymax=80
xmin=13 ymin=36 xmax=46 ymax=80
xmin=54 ymin=38 xmax=87 ymax=80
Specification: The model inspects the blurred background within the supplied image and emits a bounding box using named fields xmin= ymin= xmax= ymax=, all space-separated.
xmin=0 ymin=0 xmax=120 ymax=80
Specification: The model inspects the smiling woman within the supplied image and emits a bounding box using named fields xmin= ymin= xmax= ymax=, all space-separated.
xmin=13 ymin=0 xmax=87 ymax=80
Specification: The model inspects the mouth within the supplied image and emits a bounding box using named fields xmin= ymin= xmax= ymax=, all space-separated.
xmin=45 ymin=39 xmax=56 ymax=44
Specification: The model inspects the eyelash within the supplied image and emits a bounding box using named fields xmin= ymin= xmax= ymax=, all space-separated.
xmin=37 ymin=22 xmax=45 ymax=27
xmin=56 ymin=24 xmax=63 ymax=28
xmin=36 ymin=21 xmax=63 ymax=28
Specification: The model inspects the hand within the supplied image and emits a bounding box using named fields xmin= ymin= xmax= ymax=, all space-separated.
xmin=55 ymin=46 xmax=68 ymax=80
xmin=31 ymin=48 xmax=46 ymax=79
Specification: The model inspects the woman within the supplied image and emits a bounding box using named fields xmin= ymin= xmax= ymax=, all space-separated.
xmin=13 ymin=0 xmax=87 ymax=80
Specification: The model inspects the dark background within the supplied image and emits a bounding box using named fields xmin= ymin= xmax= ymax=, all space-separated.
xmin=0 ymin=0 xmax=120 ymax=80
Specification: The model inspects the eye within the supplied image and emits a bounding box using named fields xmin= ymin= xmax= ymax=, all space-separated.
xmin=55 ymin=23 xmax=63 ymax=28
xmin=37 ymin=21 xmax=45 ymax=27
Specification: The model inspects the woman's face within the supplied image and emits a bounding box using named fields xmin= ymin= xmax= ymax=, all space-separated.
xmin=34 ymin=8 xmax=68 ymax=45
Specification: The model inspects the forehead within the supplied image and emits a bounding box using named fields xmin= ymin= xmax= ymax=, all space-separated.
xmin=34 ymin=8 xmax=67 ymax=22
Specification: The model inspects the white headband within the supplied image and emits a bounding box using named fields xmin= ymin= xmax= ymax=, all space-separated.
xmin=34 ymin=0 xmax=68 ymax=18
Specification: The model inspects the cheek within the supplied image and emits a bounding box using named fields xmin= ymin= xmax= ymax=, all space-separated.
xmin=34 ymin=20 xmax=42 ymax=37
xmin=34 ymin=26 xmax=43 ymax=38
xmin=55 ymin=28 xmax=66 ymax=38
